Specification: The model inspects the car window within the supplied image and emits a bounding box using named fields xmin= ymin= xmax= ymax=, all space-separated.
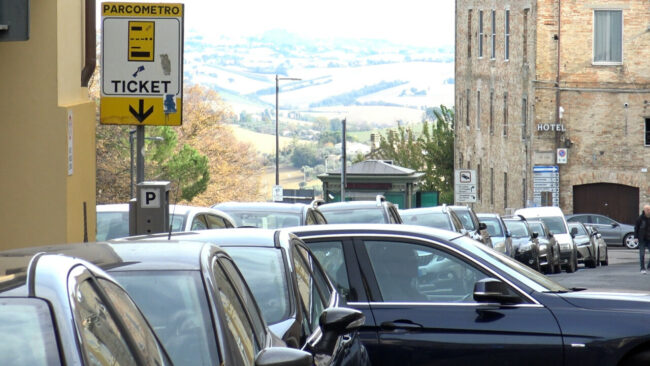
xmin=72 ymin=278 xmax=138 ymax=366
xmin=97 ymin=279 xmax=168 ymax=366
xmin=321 ymin=208 xmax=386 ymax=224
xmin=111 ymin=270 xmax=220 ymax=366
xmin=481 ymin=218 xmax=504 ymax=237
xmin=594 ymin=216 xmax=614 ymax=225
xmin=308 ymin=240 xmax=352 ymax=301
xmin=191 ymin=215 xmax=209 ymax=230
xmin=213 ymin=260 xmax=259 ymax=366
xmin=403 ymin=212 xmax=453 ymax=231
xmin=227 ymin=211 xmax=301 ymax=229
xmin=97 ymin=211 xmax=129 ymax=240
xmin=364 ymin=240 xmax=490 ymax=303
xmin=227 ymin=247 xmax=291 ymax=325
xmin=300 ymin=245 xmax=333 ymax=305
xmin=219 ymin=257 xmax=267 ymax=347
xmin=453 ymin=209 xmax=477 ymax=230
xmin=169 ymin=213 xmax=187 ymax=232
xmin=536 ymin=216 xmax=567 ymax=234
xmin=504 ymin=221 xmax=529 ymax=237
xmin=205 ymin=214 xmax=228 ymax=229
xmin=0 ymin=299 xmax=61 ymax=366
xmin=571 ymin=223 xmax=588 ymax=236
xmin=292 ymin=245 xmax=326 ymax=333
xmin=528 ymin=222 xmax=544 ymax=236
xmin=567 ymin=215 xmax=587 ymax=223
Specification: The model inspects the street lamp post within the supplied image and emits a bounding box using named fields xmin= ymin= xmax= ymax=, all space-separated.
xmin=275 ymin=74 xmax=301 ymax=187
xmin=129 ymin=129 xmax=164 ymax=198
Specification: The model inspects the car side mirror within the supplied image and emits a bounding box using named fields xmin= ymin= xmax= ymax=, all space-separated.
xmin=478 ymin=222 xmax=487 ymax=231
xmin=531 ymin=232 xmax=539 ymax=239
xmin=473 ymin=278 xmax=522 ymax=305
xmin=255 ymin=348 xmax=313 ymax=366
xmin=317 ymin=307 xmax=365 ymax=354
xmin=570 ymin=227 xmax=578 ymax=238
xmin=612 ymin=222 xmax=619 ymax=228
xmin=505 ymin=230 xmax=512 ymax=238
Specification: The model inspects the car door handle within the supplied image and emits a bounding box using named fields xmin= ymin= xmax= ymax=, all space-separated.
xmin=380 ymin=320 xmax=423 ymax=330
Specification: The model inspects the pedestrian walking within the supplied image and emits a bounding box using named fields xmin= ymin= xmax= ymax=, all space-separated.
xmin=633 ymin=205 xmax=650 ymax=274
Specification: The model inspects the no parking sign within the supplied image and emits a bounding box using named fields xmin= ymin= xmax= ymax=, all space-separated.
xmin=557 ymin=148 xmax=568 ymax=164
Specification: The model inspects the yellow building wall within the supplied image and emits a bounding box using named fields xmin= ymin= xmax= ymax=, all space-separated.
xmin=0 ymin=0 xmax=96 ymax=250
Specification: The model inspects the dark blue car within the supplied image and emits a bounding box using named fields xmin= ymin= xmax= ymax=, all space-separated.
xmin=289 ymin=224 xmax=650 ymax=366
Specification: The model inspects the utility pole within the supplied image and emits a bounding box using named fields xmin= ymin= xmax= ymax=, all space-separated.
xmin=341 ymin=118 xmax=346 ymax=202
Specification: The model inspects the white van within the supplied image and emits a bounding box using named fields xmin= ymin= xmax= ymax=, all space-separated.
xmin=514 ymin=206 xmax=578 ymax=273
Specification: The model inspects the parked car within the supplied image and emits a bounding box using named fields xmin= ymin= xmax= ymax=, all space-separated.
xmin=0 ymin=250 xmax=172 ymax=366
xmin=290 ymin=223 xmax=650 ymax=366
xmin=124 ymin=228 xmax=371 ymax=366
xmin=9 ymin=241 xmax=314 ymax=366
xmin=566 ymin=213 xmax=636 ymax=249
xmin=587 ymin=225 xmax=609 ymax=266
xmin=568 ymin=221 xmax=598 ymax=268
xmin=527 ymin=219 xmax=562 ymax=274
xmin=400 ymin=206 xmax=466 ymax=234
xmin=515 ymin=207 xmax=578 ymax=273
xmin=447 ymin=205 xmax=492 ymax=246
xmin=477 ymin=213 xmax=514 ymax=256
xmin=97 ymin=203 xmax=236 ymax=240
xmin=317 ymin=195 xmax=402 ymax=224
xmin=503 ymin=216 xmax=541 ymax=271
xmin=212 ymin=201 xmax=327 ymax=228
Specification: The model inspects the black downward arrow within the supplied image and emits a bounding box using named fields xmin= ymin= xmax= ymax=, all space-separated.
xmin=129 ymin=99 xmax=154 ymax=123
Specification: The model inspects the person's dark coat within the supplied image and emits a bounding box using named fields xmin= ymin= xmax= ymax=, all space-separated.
xmin=634 ymin=212 xmax=650 ymax=241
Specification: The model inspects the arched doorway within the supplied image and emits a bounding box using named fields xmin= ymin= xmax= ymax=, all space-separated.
xmin=573 ymin=183 xmax=638 ymax=225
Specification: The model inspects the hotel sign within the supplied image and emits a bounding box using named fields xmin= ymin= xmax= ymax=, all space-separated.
xmin=537 ymin=123 xmax=566 ymax=132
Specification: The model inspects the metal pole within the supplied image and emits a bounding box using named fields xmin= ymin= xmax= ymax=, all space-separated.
xmin=275 ymin=74 xmax=280 ymax=186
xmin=129 ymin=129 xmax=136 ymax=198
xmin=341 ymin=118 xmax=346 ymax=202
xmin=136 ymin=125 xmax=145 ymax=186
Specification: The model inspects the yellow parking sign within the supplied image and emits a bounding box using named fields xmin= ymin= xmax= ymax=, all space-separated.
xmin=128 ymin=21 xmax=155 ymax=61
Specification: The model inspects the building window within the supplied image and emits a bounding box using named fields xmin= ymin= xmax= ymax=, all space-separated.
xmin=645 ymin=118 xmax=650 ymax=146
xmin=478 ymin=10 xmax=484 ymax=58
xmin=504 ymin=172 xmax=508 ymax=209
xmin=491 ymin=10 xmax=496 ymax=59
xmin=477 ymin=91 xmax=481 ymax=129
xmin=594 ymin=10 xmax=623 ymax=64
xmin=466 ymin=89 xmax=470 ymax=127
xmin=522 ymin=178 xmax=527 ymax=206
xmin=503 ymin=92 xmax=508 ymax=136
xmin=521 ymin=97 xmax=528 ymax=140
xmin=467 ymin=10 xmax=473 ymax=58
xmin=523 ymin=9 xmax=529 ymax=63
xmin=490 ymin=168 xmax=494 ymax=205
xmin=489 ymin=90 xmax=494 ymax=134
xmin=504 ymin=10 xmax=510 ymax=60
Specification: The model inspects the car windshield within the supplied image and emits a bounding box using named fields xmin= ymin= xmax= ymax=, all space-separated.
xmin=226 ymin=247 xmax=291 ymax=325
xmin=481 ymin=217 xmax=504 ymax=237
xmin=110 ymin=270 xmax=220 ymax=366
xmin=451 ymin=236 xmax=568 ymax=293
xmin=504 ymin=221 xmax=529 ymax=237
xmin=537 ymin=216 xmax=567 ymax=234
xmin=0 ymin=299 xmax=61 ymax=366
xmin=453 ymin=209 xmax=476 ymax=230
xmin=528 ymin=222 xmax=544 ymax=236
xmin=97 ymin=211 xmax=130 ymax=240
xmin=569 ymin=223 xmax=588 ymax=236
xmin=225 ymin=211 xmax=301 ymax=229
xmin=401 ymin=212 xmax=452 ymax=230
xmin=321 ymin=208 xmax=386 ymax=224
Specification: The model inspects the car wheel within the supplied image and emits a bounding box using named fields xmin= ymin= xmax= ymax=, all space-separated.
xmin=624 ymin=233 xmax=638 ymax=249
xmin=601 ymin=246 xmax=609 ymax=266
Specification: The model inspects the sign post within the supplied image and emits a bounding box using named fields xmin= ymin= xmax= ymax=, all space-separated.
xmin=100 ymin=3 xmax=184 ymax=126
xmin=454 ymin=169 xmax=477 ymax=203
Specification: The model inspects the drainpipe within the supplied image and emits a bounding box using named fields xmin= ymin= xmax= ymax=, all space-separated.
xmin=81 ymin=0 xmax=96 ymax=87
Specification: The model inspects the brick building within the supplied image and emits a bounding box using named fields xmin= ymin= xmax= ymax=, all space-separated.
xmin=455 ymin=0 xmax=650 ymax=224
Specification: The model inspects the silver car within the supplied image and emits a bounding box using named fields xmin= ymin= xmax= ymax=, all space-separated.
xmin=566 ymin=213 xmax=636 ymax=249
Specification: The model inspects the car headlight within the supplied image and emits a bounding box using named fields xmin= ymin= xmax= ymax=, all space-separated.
xmin=518 ymin=242 xmax=533 ymax=251
xmin=539 ymin=244 xmax=547 ymax=251
xmin=559 ymin=242 xmax=571 ymax=250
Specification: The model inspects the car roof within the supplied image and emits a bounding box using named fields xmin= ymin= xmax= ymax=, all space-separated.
xmin=515 ymin=206 xmax=565 ymax=217
xmin=476 ymin=213 xmax=499 ymax=218
xmin=284 ymin=223 xmax=463 ymax=242
xmin=318 ymin=200 xmax=390 ymax=211
xmin=213 ymin=202 xmax=307 ymax=214
xmin=97 ymin=203 xmax=232 ymax=216
xmin=400 ymin=207 xmax=447 ymax=215
xmin=118 ymin=228 xmax=280 ymax=248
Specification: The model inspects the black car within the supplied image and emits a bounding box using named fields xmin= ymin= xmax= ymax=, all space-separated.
xmin=130 ymin=229 xmax=370 ymax=366
xmin=317 ymin=195 xmax=402 ymax=224
xmin=527 ymin=219 xmax=562 ymax=274
xmin=289 ymin=224 xmax=650 ymax=366
xmin=212 ymin=201 xmax=328 ymax=228
xmin=568 ymin=221 xmax=598 ymax=268
xmin=8 ymin=241 xmax=313 ymax=366
xmin=400 ymin=206 xmax=466 ymax=234
xmin=0 ymin=250 xmax=172 ymax=366
xmin=447 ymin=205 xmax=492 ymax=246
xmin=502 ymin=216 xmax=541 ymax=271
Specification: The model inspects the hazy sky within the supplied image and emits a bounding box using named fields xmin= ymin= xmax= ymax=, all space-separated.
xmin=181 ymin=0 xmax=455 ymax=47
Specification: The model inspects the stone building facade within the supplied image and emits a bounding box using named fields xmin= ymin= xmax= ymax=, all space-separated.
xmin=455 ymin=0 xmax=650 ymax=224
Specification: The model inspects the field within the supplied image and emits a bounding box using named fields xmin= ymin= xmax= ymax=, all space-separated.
xmin=228 ymin=124 xmax=300 ymax=154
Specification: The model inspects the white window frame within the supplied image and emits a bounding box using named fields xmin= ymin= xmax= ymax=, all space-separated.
xmin=504 ymin=9 xmax=510 ymax=61
xmin=592 ymin=9 xmax=623 ymax=65
xmin=491 ymin=10 xmax=496 ymax=59
xmin=478 ymin=10 xmax=484 ymax=58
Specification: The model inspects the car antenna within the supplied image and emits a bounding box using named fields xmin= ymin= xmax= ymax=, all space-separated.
xmin=168 ymin=182 xmax=181 ymax=240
